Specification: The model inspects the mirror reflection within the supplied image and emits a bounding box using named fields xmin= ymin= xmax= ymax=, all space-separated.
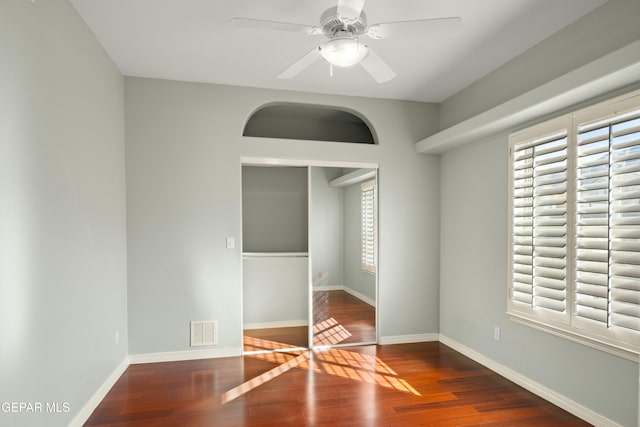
xmin=242 ymin=165 xmax=309 ymax=352
xmin=310 ymin=167 xmax=377 ymax=347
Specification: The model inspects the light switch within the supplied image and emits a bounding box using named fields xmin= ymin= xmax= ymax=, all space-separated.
xmin=226 ymin=237 xmax=235 ymax=249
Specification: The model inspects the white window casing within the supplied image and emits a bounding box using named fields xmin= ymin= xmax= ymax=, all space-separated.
xmin=508 ymin=89 xmax=640 ymax=360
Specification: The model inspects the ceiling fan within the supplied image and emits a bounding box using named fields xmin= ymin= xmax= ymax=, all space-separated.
xmin=230 ymin=0 xmax=462 ymax=83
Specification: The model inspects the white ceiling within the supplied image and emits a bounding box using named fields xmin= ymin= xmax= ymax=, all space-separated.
xmin=70 ymin=0 xmax=607 ymax=103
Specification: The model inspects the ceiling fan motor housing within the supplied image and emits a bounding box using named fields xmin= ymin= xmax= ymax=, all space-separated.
xmin=321 ymin=6 xmax=368 ymax=38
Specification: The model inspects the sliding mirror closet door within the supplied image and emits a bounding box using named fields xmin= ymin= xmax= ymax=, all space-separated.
xmin=242 ymin=165 xmax=309 ymax=352
xmin=310 ymin=167 xmax=377 ymax=347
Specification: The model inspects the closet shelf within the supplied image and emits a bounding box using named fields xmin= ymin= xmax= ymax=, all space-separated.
xmin=242 ymin=252 xmax=309 ymax=258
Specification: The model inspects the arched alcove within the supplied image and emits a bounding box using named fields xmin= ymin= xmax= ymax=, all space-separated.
xmin=243 ymin=103 xmax=377 ymax=144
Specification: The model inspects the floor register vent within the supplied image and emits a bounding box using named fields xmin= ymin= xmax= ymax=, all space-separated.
xmin=190 ymin=320 xmax=217 ymax=346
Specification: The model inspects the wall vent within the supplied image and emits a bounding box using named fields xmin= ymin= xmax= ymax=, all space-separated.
xmin=190 ymin=320 xmax=217 ymax=346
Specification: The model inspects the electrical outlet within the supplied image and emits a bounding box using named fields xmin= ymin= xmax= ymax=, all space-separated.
xmin=114 ymin=330 xmax=119 ymax=345
xmin=494 ymin=326 xmax=501 ymax=341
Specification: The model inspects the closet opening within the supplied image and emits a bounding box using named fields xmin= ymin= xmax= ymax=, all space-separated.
xmin=241 ymin=160 xmax=378 ymax=355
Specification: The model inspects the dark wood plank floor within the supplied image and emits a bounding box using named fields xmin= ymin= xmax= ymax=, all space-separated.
xmin=84 ymin=342 xmax=590 ymax=426
xmin=244 ymin=326 xmax=309 ymax=350
xmin=243 ymin=290 xmax=376 ymax=351
xmin=313 ymin=290 xmax=376 ymax=345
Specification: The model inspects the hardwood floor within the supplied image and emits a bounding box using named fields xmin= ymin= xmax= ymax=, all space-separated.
xmin=84 ymin=342 xmax=590 ymax=426
xmin=313 ymin=290 xmax=376 ymax=345
xmin=243 ymin=290 xmax=376 ymax=351
xmin=244 ymin=326 xmax=309 ymax=350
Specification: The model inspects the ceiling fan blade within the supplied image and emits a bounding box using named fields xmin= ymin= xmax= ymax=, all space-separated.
xmin=229 ymin=18 xmax=322 ymax=35
xmin=367 ymin=17 xmax=462 ymax=39
xmin=337 ymin=0 xmax=366 ymax=22
xmin=360 ymin=48 xmax=395 ymax=83
xmin=278 ymin=47 xmax=322 ymax=79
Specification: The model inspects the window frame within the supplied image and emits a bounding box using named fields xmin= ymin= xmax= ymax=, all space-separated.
xmin=507 ymin=89 xmax=640 ymax=361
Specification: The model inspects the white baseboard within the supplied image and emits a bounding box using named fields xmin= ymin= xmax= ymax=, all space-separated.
xmin=343 ymin=287 xmax=376 ymax=307
xmin=314 ymin=285 xmax=376 ymax=307
xmin=68 ymin=357 xmax=129 ymax=427
xmin=380 ymin=333 xmax=439 ymax=345
xmin=438 ymin=335 xmax=621 ymax=427
xmin=313 ymin=285 xmax=343 ymax=291
xmin=243 ymin=319 xmax=308 ymax=330
xmin=129 ymin=347 xmax=242 ymax=364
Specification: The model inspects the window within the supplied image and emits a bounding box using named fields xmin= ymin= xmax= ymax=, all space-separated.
xmin=508 ymin=90 xmax=640 ymax=359
xmin=361 ymin=180 xmax=377 ymax=274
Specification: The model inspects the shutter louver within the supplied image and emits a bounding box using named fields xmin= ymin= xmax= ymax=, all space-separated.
xmin=512 ymin=144 xmax=534 ymax=305
xmin=361 ymin=180 xmax=376 ymax=273
xmin=511 ymin=132 xmax=568 ymax=313
xmin=576 ymin=110 xmax=640 ymax=333
xmin=609 ymin=113 xmax=640 ymax=332
xmin=575 ymin=125 xmax=611 ymax=325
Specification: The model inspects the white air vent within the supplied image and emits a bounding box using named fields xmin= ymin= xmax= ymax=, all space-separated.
xmin=190 ymin=320 xmax=217 ymax=346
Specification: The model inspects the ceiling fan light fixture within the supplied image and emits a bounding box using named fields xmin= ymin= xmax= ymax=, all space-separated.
xmin=320 ymin=37 xmax=369 ymax=67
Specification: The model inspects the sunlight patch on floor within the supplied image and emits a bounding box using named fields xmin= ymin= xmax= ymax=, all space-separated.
xmin=312 ymin=317 xmax=352 ymax=345
xmin=222 ymin=319 xmax=420 ymax=403
xmin=220 ymin=352 xmax=310 ymax=404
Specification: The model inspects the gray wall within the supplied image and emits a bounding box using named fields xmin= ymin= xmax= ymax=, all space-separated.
xmin=242 ymin=166 xmax=308 ymax=253
xmin=343 ymin=182 xmax=376 ymax=302
xmin=242 ymin=257 xmax=308 ymax=325
xmin=310 ymin=167 xmax=344 ymax=288
xmin=439 ymin=133 xmax=638 ymax=427
xmin=125 ymin=77 xmax=441 ymax=355
xmin=0 ymin=1 xmax=128 ymax=426
xmin=437 ymin=1 xmax=640 ymax=425
xmin=440 ymin=0 xmax=640 ymax=129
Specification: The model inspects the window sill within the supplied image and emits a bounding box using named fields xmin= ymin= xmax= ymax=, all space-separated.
xmin=508 ymin=312 xmax=639 ymax=363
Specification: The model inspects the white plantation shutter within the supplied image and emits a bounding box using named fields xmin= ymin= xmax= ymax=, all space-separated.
xmin=511 ymin=130 xmax=568 ymax=317
xmin=575 ymin=123 xmax=611 ymax=325
xmin=509 ymin=90 xmax=640 ymax=357
xmin=511 ymin=142 xmax=534 ymax=305
xmin=575 ymin=109 xmax=640 ymax=337
xmin=361 ymin=180 xmax=376 ymax=273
